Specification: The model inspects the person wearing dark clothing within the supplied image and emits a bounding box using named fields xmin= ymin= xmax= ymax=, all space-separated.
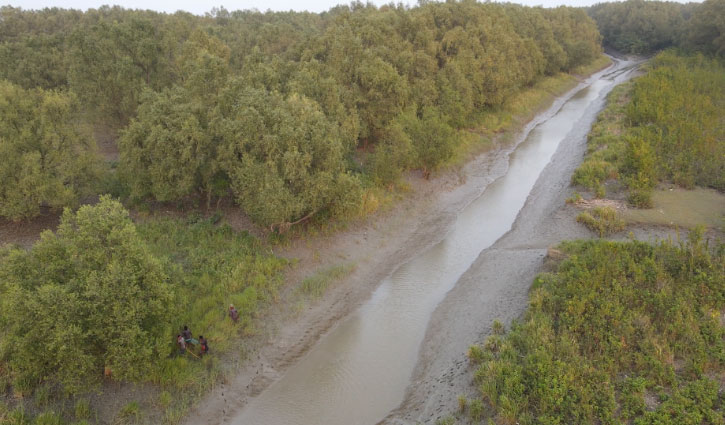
xmin=229 ymin=304 xmax=239 ymax=323
xmin=182 ymin=325 xmax=192 ymax=343
xmin=199 ymin=336 xmax=209 ymax=356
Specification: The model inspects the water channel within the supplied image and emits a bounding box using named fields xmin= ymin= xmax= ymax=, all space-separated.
xmin=230 ymin=58 xmax=639 ymax=425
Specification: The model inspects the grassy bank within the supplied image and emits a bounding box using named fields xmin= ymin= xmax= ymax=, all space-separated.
xmin=462 ymin=233 xmax=724 ymax=424
xmin=572 ymin=51 xmax=725 ymax=209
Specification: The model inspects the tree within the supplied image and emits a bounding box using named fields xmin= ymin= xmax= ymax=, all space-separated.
xmin=0 ymin=196 xmax=173 ymax=394
xmin=399 ymin=107 xmax=456 ymax=179
xmin=68 ymin=14 xmax=170 ymax=126
xmin=680 ymin=0 xmax=725 ymax=57
xmin=0 ymin=80 xmax=98 ymax=221
xmin=219 ymin=87 xmax=362 ymax=230
xmin=119 ymin=87 xmax=213 ymax=203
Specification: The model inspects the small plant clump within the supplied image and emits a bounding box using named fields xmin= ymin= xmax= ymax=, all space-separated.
xmin=577 ymin=206 xmax=626 ymax=237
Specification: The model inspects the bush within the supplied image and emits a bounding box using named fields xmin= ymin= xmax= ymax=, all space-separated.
xmin=571 ymin=160 xmax=618 ymax=195
xmin=576 ymin=206 xmax=626 ymax=237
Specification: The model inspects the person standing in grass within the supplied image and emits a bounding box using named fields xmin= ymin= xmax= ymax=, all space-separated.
xmin=182 ymin=325 xmax=192 ymax=343
xmin=199 ymin=336 xmax=209 ymax=356
xmin=177 ymin=334 xmax=186 ymax=354
xmin=229 ymin=304 xmax=239 ymax=323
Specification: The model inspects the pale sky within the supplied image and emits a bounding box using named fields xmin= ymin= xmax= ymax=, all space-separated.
xmin=6 ymin=0 xmax=609 ymax=16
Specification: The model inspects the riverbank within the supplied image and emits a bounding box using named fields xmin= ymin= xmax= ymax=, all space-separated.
xmin=182 ymin=56 xmax=620 ymax=424
xmin=383 ymin=57 xmax=654 ymax=424
xmin=384 ymin=52 xmax=724 ymax=423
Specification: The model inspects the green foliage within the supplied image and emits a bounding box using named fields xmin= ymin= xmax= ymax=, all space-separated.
xmin=119 ymin=86 xmax=215 ymax=203
xmin=135 ymin=215 xmax=287 ymax=387
xmin=571 ymin=160 xmax=618 ymax=197
xmin=626 ymin=52 xmax=725 ymax=191
xmin=577 ymin=206 xmax=626 ymax=237
xmin=68 ymin=13 xmax=173 ymax=125
xmin=115 ymin=401 xmax=141 ymax=424
xmin=1 ymin=3 xmax=607 ymax=228
xmin=572 ymin=51 xmax=725 ymax=208
xmin=157 ymin=391 xmax=172 ymax=409
xmin=73 ymin=399 xmax=91 ymax=420
xmin=589 ymin=0 xmax=725 ymax=56
xmin=680 ymin=0 xmax=725 ymax=57
xmin=0 ymin=196 xmax=172 ymax=394
xmin=31 ymin=412 xmax=62 ymax=425
xmin=457 ymin=394 xmax=467 ymax=412
xmin=0 ymin=80 xmax=98 ymax=220
xmin=588 ymin=0 xmax=687 ymax=54
xmin=470 ymin=234 xmax=725 ymax=424
xmin=469 ymin=398 xmax=484 ymax=422
xmin=0 ymin=405 xmax=29 ymax=425
xmin=406 ymin=108 xmax=457 ymax=179
xmin=298 ymin=264 xmax=354 ymax=299
xmin=220 ymin=89 xmax=364 ymax=229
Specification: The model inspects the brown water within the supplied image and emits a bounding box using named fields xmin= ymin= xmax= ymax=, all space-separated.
xmin=230 ymin=59 xmax=640 ymax=425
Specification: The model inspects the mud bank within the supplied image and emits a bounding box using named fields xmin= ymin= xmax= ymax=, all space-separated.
xmin=383 ymin=59 xmax=654 ymax=424
xmin=183 ymin=58 xmax=636 ymax=425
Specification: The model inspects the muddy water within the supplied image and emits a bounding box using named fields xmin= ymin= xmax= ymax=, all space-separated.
xmin=231 ymin=61 xmax=636 ymax=425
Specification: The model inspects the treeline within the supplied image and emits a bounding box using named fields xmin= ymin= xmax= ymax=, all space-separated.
xmin=465 ymin=233 xmax=724 ymax=424
xmin=572 ymin=51 xmax=725 ymax=206
xmin=588 ymin=0 xmax=725 ymax=55
xmin=0 ymin=2 xmax=603 ymax=227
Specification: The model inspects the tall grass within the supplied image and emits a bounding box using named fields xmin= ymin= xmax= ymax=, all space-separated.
xmin=297 ymin=264 xmax=355 ymax=299
xmin=132 ymin=215 xmax=287 ymax=421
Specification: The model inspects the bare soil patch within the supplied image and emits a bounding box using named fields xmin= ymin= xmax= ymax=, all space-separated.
xmin=0 ymin=212 xmax=60 ymax=249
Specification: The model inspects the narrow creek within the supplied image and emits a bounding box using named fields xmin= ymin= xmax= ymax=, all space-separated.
xmin=230 ymin=58 xmax=639 ymax=425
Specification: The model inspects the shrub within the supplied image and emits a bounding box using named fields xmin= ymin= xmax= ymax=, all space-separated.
xmin=576 ymin=206 xmax=626 ymax=237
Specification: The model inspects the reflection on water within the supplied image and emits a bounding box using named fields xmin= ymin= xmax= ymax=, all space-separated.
xmin=231 ymin=62 xmax=636 ymax=425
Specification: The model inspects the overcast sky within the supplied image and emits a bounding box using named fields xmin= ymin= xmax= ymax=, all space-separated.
xmin=6 ymin=0 xmax=617 ymax=15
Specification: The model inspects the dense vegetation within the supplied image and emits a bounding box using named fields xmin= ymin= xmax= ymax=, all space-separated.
xmin=0 ymin=198 xmax=287 ymax=420
xmin=466 ymin=233 xmax=724 ymax=424
xmin=0 ymin=81 xmax=98 ymax=221
xmin=588 ymin=0 xmax=725 ymax=56
xmin=0 ymin=197 xmax=171 ymax=395
xmin=0 ymin=2 xmax=603 ymax=227
xmin=572 ymin=51 xmax=725 ymax=207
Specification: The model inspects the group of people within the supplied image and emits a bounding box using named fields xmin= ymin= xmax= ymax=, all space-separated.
xmin=175 ymin=304 xmax=240 ymax=357
xmin=176 ymin=325 xmax=209 ymax=357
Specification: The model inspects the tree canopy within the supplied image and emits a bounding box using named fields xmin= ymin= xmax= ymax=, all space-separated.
xmin=588 ymin=0 xmax=725 ymax=56
xmin=0 ymin=80 xmax=98 ymax=221
xmin=0 ymin=197 xmax=173 ymax=394
xmin=1 ymin=1 xmax=721 ymax=224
